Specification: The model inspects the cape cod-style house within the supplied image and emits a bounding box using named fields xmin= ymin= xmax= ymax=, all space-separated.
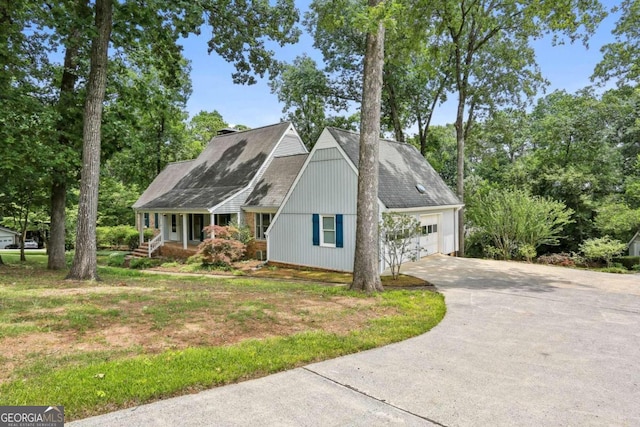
xmin=134 ymin=123 xmax=462 ymax=271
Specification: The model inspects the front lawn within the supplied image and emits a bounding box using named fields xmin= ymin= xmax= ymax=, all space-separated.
xmin=0 ymin=252 xmax=445 ymax=421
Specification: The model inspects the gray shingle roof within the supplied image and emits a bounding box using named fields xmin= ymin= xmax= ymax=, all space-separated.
xmin=328 ymin=128 xmax=462 ymax=209
xmin=244 ymin=154 xmax=308 ymax=208
xmin=133 ymin=122 xmax=292 ymax=210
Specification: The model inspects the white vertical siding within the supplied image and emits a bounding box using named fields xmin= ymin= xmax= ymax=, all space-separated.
xmin=441 ymin=209 xmax=456 ymax=254
xmin=269 ymin=147 xmax=359 ymax=272
xmin=214 ymin=188 xmax=250 ymax=214
xmin=274 ymin=133 xmax=307 ymax=157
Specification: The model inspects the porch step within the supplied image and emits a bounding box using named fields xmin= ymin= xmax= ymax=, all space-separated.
xmin=131 ymin=242 xmax=152 ymax=258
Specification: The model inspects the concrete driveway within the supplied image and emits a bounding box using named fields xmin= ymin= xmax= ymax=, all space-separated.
xmin=71 ymin=256 xmax=640 ymax=426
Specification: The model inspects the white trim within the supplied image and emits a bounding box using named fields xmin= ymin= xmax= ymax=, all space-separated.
xmin=134 ymin=208 xmax=210 ymax=214
xmin=389 ymin=204 xmax=465 ymax=214
xmin=254 ymin=212 xmax=274 ymax=241
xmin=242 ymin=207 xmax=279 ymax=213
xmin=320 ymin=214 xmax=337 ymax=248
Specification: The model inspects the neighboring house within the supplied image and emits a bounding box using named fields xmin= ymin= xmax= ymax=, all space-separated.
xmin=629 ymin=230 xmax=640 ymax=256
xmin=267 ymin=127 xmax=464 ymax=273
xmin=133 ymin=122 xmax=308 ymax=257
xmin=0 ymin=226 xmax=20 ymax=249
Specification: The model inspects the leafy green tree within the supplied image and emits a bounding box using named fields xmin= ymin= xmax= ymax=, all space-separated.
xmin=270 ymin=55 xmax=332 ymax=147
xmin=580 ymin=236 xmax=627 ymax=267
xmin=187 ymin=110 xmax=228 ymax=154
xmin=425 ymin=0 xmax=605 ymax=256
xmin=593 ymin=0 xmax=640 ymax=85
xmin=594 ymin=200 xmax=640 ymax=243
xmin=467 ymin=188 xmax=574 ymax=260
xmin=97 ymin=176 xmax=141 ymax=226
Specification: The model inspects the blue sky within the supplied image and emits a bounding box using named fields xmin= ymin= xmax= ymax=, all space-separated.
xmin=180 ymin=1 xmax=621 ymax=131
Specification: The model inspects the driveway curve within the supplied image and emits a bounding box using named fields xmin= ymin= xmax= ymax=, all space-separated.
xmin=72 ymin=256 xmax=640 ymax=426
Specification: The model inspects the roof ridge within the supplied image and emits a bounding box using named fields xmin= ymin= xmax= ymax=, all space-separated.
xmin=272 ymin=153 xmax=308 ymax=159
xmin=213 ymin=121 xmax=291 ymax=138
xmin=327 ymin=127 xmax=413 ymax=146
xmin=165 ymin=159 xmax=196 ymax=166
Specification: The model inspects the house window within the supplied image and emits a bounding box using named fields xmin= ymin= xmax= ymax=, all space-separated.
xmin=215 ymin=214 xmax=232 ymax=227
xmin=144 ymin=213 xmax=149 ymax=228
xmin=312 ymin=214 xmax=343 ymax=248
xmin=421 ymin=224 xmax=438 ymax=235
xmin=321 ymin=215 xmax=336 ymax=246
xmin=171 ymin=215 xmax=177 ymax=232
xmin=255 ymin=213 xmax=272 ymax=240
xmin=154 ymin=213 xmax=159 ymax=229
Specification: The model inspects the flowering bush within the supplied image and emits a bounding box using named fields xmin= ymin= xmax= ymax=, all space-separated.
xmin=196 ymin=225 xmax=247 ymax=267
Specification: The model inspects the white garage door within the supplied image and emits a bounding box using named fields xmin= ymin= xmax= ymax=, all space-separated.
xmin=419 ymin=215 xmax=439 ymax=257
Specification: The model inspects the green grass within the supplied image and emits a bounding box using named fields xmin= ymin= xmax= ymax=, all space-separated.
xmin=1 ymin=291 xmax=444 ymax=420
xmin=0 ymin=253 xmax=446 ymax=421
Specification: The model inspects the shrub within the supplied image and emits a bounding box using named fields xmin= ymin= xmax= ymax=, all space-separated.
xmin=380 ymin=213 xmax=420 ymax=279
xmin=537 ymin=253 xmax=575 ymax=267
xmin=96 ymin=225 xmax=152 ymax=250
xmin=579 ymin=236 xmax=627 ymax=267
xmin=633 ymin=264 xmax=640 ymax=272
xmin=107 ymin=252 xmax=126 ymax=267
xmin=228 ymin=221 xmax=253 ymax=246
xmin=612 ymin=256 xmax=640 ymax=270
xmin=196 ymin=225 xmax=246 ymax=267
xmin=518 ymin=244 xmax=537 ymax=262
xmin=467 ymin=188 xmax=573 ymax=260
xmin=129 ymin=257 xmax=158 ymax=269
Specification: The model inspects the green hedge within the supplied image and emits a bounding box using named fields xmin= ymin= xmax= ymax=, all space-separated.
xmin=612 ymin=256 xmax=640 ymax=270
xmin=96 ymin=226 xmax=153 ymax=250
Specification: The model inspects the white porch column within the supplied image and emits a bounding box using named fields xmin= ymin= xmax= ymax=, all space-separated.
xmin=182 ymin=213 xmax=188 ymax=249
xmin=210 ymin=213 xmax=216 ymax=238
xmin=138 ymin=212 xmax=144 ymax=244
xmin=160 ymin=214 xmax=165 ymax=244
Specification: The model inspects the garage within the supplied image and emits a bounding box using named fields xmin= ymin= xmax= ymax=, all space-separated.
xmin=419 ymin=214 xmax=440 ymax=257
xmin=0 ymin=226 xmax=19 ymax=249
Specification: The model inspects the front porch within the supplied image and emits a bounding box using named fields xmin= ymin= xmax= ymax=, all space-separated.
xmin=136 ymin=211 xmax=238 ymax=257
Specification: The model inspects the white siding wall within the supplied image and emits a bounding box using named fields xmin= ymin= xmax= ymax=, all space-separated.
xmin=441 ymin=208 xmax=457 ymax=254
xmin=0 ymin=230 xmax=17 ymax=249
xmin=631 ymin=240 xmax=640 ymax=256
xmin=274 ymin=133 xmax=307 ymax=157
xmin=214 ymin=188 xmax=250 ymax=215
xmin=269 ymin=147 xmax=358 ymax=272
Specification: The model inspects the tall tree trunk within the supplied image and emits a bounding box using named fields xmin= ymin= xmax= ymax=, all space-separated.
xmin=48 ymin=1 xmax=89 ymax=270
xmin=351 ymin=0 xmax=385 ymax=293
xmin=48 ymin=181 xmax=67 ymax=269
xmin=455 ymin=93 xmax=465 ymax=257
xmin=67 ymin=0 xmax=113 ymax=281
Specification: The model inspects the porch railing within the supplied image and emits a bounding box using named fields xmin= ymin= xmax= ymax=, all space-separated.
xmin=148 ymin=233 xmax=163 ymax=258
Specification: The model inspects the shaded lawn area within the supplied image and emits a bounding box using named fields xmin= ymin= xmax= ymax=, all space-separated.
xmin=0 ymin=252 xmax=445 ymax=421
xmin=150 ymin=259 xmax=432 ymax=287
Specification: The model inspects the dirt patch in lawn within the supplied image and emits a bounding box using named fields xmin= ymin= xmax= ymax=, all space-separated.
xmin=0 ymin=274 xmax=396 ymax=384
xmin=149 ymin=261 xmax=434 ymax=288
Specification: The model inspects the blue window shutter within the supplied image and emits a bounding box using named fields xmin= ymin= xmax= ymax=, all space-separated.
xmin=336 ymin=214 xmax=343 ymax=248
xmin=312 ymin=214 xmax=319 ymax=246
xmin=154 ymin=213 xmax=159 ymax=229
